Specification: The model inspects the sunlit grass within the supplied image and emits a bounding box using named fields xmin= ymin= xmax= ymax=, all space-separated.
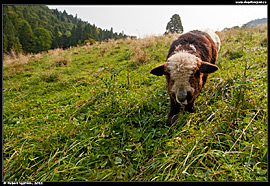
xmin=3 ymin=26 xmax=267 ymax=181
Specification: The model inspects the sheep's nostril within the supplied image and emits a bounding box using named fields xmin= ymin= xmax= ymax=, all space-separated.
xmin=176 ymin=86 xmax=187 ymax=103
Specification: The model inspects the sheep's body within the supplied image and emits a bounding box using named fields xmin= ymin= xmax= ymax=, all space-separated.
xmin=150 ymin=29 xmax=220 ymax=126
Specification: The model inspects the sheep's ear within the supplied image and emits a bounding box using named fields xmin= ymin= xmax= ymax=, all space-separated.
xmin=150 ymin=64 xmax=165 ymax=76
xmin=199 ymin=61 xmax=219 ymax=73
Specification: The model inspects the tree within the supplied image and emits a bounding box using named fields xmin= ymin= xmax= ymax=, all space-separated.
xmin=18 ymin=20 xmax=34 ymax=53
xmin=165 ymin=14 xmax=184 ymax=34
xmin=70 ymin=25 xmax=77 ymax=46
xmin=62 ymin=33 xmax=70 ymax=49
xmin=75 ymin=21 xmax=83 ymax=43
xmin=4 ymin=18 xmax=22 ymax=53
xmin=91 ymin=25 xmax=99 ymax=41
xmin=33 ymin=27 xmax=52 ymax=52
xmin=51 ymin=27 xmax=63 ymax=48
xmin=3 ymin=34 xmax=8 ymax=53
xmin=82 ymin=24 xmax=92 ymax=41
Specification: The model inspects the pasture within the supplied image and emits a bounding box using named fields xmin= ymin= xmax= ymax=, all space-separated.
xmin=3 ymin=26 xmax=267 ymax=181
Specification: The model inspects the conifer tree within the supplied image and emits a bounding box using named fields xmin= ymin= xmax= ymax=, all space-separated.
xmin=165 ymin=14 xmax=184 ymax=34
xmin=4 ymin=19 xmax=22 ymax=53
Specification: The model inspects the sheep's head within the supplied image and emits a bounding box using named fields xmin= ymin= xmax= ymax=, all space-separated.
xmin=150 ymin=51 xmax=218 ymax=105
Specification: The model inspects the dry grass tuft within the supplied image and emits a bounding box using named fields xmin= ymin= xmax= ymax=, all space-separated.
xmin=132 ymin=46 xmax=151 ymax=64
xmin=3 ymin=50 xmax=32 ymax=74
xmin=50 ymin=48 xmax=72 ymax=67
xmin=128 ymin=36 xmax=157 ymax=65
xmin=133 ymin=36 xmax=157 ymax=49
xmin=3 ymin=50 xmax=30 ymax=66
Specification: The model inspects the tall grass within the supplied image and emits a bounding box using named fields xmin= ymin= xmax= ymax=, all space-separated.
xmin=3 ymin=26 xmax=267 ymax=181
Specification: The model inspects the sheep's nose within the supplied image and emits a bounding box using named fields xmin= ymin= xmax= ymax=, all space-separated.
xmin=176 ymin=86 xmax=187 ymax=104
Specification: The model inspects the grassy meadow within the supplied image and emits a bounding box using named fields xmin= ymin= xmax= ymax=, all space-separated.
xmin=3 ymin=26 xmax=267 ymax=181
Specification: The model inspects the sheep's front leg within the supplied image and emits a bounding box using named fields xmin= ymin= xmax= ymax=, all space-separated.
xmin=166 ymin=96 xmax=181 ymax=126
xmin=184 ymin=100 xmax=195 ymax=113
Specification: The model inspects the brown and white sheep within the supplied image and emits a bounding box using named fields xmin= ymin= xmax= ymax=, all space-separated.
xmin=150 ymin=29 xmax=221 ymax=126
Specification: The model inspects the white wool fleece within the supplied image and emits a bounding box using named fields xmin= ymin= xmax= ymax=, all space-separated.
xmin=167 ymin=51 xmax=198 ymax=95
xmin=201 ymin=28 xmax=221 ymax=52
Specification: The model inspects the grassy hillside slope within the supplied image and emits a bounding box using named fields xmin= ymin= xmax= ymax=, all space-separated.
xmin=3 ymin=26 xmax=267 ymax=181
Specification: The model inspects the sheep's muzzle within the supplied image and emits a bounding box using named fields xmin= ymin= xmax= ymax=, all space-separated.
xmin=176 ymin=86 xmax=188 ymax=105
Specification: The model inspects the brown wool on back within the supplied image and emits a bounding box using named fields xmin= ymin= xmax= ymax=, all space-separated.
xmin=167 ymin=30 xmax=218 ymax=65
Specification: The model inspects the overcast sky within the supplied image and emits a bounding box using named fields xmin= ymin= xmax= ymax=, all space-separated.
xmin=48 ymin=5 xmax=267 ymax=38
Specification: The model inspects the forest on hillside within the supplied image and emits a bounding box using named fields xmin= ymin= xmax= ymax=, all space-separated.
xmin=3 ymin=5 xmax=132 ymax=54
